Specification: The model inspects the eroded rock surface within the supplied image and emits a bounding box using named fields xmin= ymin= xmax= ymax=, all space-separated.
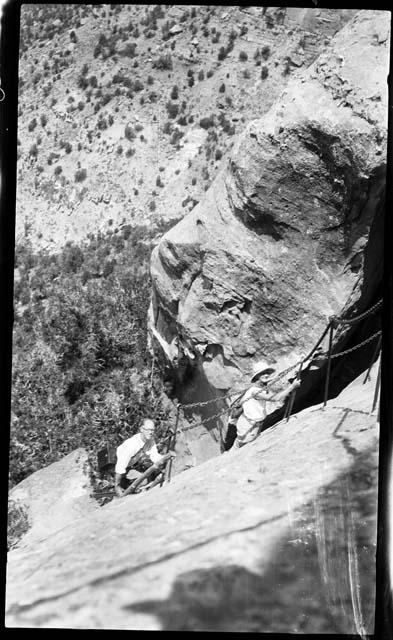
xmin=149 ymin=11 xmax=388 ymax=453
xmin=8 ymin=448 xmax=98 ymax=547
xmin=6 ymin=364 xmax=380 ymax=632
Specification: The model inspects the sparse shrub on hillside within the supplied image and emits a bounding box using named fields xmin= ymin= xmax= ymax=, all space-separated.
xmin=149 ymin=91 xmax=158 ymax=102
xmin=133 ymin=79 xmax=144 ymax=92
xmin=122 ymin=42 xmax=137 ymax=57
xmin=156 ymin=175 xmax=164 ymax=188
xmin=77 ymin=74 xmax=89 ymax=90
xmin=229 ymin=29 xmax=237 ymax=43
xmin=218 ymin=46 xmax=228 ymax=61
xmin=126 ymin=147 xmax=135 ymax=158
xmin=29 ymin=143 xmax=38 ymax=157
xmin=261 ymin=66 xmax=269 ymax=80
xmin=147 ymin=75 xmax=154 ymax=85
xmin=89 ymin=75 xmax=98 ymax=88
xmin=64 ymin=142 xmax=72 ymax=154
xmin=199 ymin=115 xmax=215 ymax=130
xmin=215 ymin=148 xmax=223 ymax=161
xmin=198 ymin=70 xmax=204 ymax=81
xmin=40 ymin=114 xmax=47 ymax=127
xmin=54 ymin=165 xmax=62 ymax=175
xmin=47 ymin=152 xmax=60 ymax=165
xmin=283 ymin=58 xmax=291 ymax=76
xmin=75 ymin=168 xmax=87 ymax=182
xmin=265 ymin=14 xmax=275 ymax=29
xmin=219 ymin=83 xmax=225 ymax=93
xmin=166 ymin=101 xmax=179 ymax=119
xmin=153 ymin=53 xmax=172 ymax=70
xmin=170 ymin=85 xmax=179 ymax=100
xmin=239 ymin=50 xmax=248 ymax=61
xmin=28 ymin=118 xmax=37 ymax=132
xmin=124 ymin=124 xmax=136 ymax=141
xmin=261 ymin=45 xmax=271 ymax=60
xmin=170 ymin=128 xmax=184 ymax=147
xmin=207 ymin=69 xmax=214 ymax=78
xmin=191 ymin=7 xmax=196 ymax=18
xmin=149 ymin=200 xmax=156 ymax=212
xmin=188 ymin=76 xmax=194 ymax=88
xmin=97 ymin=116 xmax=107 ymax=130
xmin=163 ymin=121 xmax=173 ymax=136
xmin=78 ymin=101 xmax=85 ymax=111
xmin=117 ymin=145 xmax=123 ymax=155
xmin=36 ymin=165 xmax=44 ymax=174
xmin=203 ymin=27 xmax=209 ymax=38
xmin=191 ymin=177 xmax=197 ymax=185
xmin=212 ymin=31 xmax=220 ymax=43
xmin=177 ymin=115 xmax=187 ymax=126
xmin=243 ymin=69 xmax=251 ymax=79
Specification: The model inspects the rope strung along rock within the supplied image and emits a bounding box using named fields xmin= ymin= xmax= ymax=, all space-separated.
xmin=156 ymin=300 xmax=382 ymax=435
xmin=334 ymin=298 xmax=382 ymax=326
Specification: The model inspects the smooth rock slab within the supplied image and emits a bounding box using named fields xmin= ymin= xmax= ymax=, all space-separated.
xmin=6 ymin=366 xmax=379 ymax=631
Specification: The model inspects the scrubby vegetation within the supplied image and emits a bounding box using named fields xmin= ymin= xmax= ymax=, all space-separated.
xmin=10 ymin=222 xmax=177 ymax=486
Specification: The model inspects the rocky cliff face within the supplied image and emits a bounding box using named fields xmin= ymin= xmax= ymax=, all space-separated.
xmin=149 ymin=11 xmax=388 ymax=454
xmin=6 ymin=364 xmax=380 ymax=631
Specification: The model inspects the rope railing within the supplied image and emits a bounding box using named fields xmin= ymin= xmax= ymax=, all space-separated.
xmin=332 ymin=298 xmax=382 ymax=326
xmin=158 ymin=298 xmax=382 ymax=487
xmin=159 ymin=299 xmax=382 ymax=437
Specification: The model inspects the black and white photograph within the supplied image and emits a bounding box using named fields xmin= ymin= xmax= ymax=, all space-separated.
xmin=3 ymin=3 xmax=392 ymax=633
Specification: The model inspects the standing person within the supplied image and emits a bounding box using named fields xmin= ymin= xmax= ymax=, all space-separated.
xmin=230 ymin=362 xmax=300 ymax=449
xmin=114 ymin=418 xmax=175 ymax=497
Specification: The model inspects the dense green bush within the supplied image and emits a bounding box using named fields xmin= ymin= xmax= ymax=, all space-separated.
xmin=10 ymin=223 xmax=176 ymax=487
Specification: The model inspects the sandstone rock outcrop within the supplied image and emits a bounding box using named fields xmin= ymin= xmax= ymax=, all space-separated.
xmin=149 ymin=11 xmax=388 ymax=454
xmin=8 ymin=448 xmax=98 ymax=548
xmin=6 ymin=363 xmax=380 ymax=631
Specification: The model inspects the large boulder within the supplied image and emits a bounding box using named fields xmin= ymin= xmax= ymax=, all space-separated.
xmin=149 ymin=11 xmax=388 ymax=451
xmin=8 ymin=448 xmax=98 ymax=548
xmin=5 ymin=364 xmax=380 ymax=631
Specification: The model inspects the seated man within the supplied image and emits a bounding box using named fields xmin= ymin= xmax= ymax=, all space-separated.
xmin=114 ymin=418 xmax=175 ymax=497
xmin=231 ymin=362 xmax=300 ymax=449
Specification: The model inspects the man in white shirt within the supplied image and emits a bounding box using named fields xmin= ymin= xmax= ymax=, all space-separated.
xmin=115 ymin=418 xmax=175 ymax=497
xmin=230 ymin=362 xmax=300 ymax=449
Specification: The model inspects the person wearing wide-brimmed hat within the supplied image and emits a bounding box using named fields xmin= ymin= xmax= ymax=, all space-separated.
xmin=226 ymin=361 xmax=300 ymax=450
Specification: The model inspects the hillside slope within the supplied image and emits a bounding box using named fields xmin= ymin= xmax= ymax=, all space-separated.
xmin=6 ymin=362 xmax=380 ymax=632
xmin=16 ymin=5 xmax=356 ymax=250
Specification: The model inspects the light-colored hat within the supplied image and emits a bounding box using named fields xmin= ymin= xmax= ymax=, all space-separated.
xmin=250 ymin=361 xmax=276 ymax=383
